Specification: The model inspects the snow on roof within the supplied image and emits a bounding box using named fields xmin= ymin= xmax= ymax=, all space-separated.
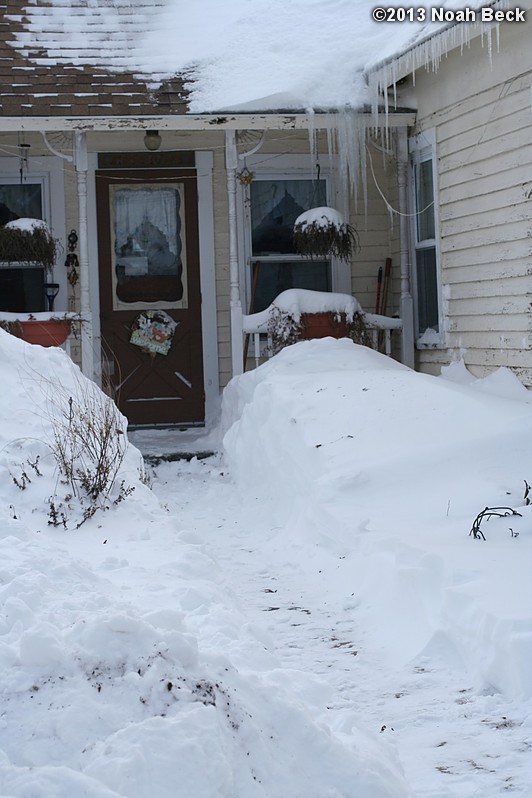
xmin=8 ymin=0 xmax=511 ymax=113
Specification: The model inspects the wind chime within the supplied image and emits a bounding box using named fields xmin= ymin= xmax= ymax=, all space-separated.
xmin=65 ymin=229 xmax=80 ymax=286
xmin=18 ymin=135 xmax=30 ymax=185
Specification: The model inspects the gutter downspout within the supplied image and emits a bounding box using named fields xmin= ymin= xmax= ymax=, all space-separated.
xmin=396 ymin=127 xmax=415 ymax=369
xmin=73 ymin=131 xmax=93 ymax=378
xmin=225 ymin=130 xmax=243 ymax=377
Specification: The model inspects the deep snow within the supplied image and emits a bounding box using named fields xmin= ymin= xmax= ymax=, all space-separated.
xmin=1 ymin=331 xmax=532 ymax=796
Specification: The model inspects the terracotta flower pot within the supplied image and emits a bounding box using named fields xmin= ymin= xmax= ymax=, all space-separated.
xmin=16 ymin=319 xmax=71 ymax=347
xmin=300 ymin=312 xmax=350 ymax=340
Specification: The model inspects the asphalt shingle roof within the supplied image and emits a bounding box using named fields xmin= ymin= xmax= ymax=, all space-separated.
xmin=1 ymin=0 xmax=188 ymax=117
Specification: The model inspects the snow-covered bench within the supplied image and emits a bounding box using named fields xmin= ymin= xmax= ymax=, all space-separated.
xmin=242 ymin=289 xmax=403 ymax=369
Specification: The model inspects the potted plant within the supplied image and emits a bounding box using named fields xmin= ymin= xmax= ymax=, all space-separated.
xmin=265 ymin=289 xmax=370 ymax=355
xmin=0 ymin=218 xmax=72 ymax=347
xmin=293 ymin=207 xmax=360 ymax=261
xmin=0 ymin=218 xmax=59 ymax=273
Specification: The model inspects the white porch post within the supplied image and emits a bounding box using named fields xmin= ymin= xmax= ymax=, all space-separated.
xmin=396 ymin=127 xmax=415 ymax=370
xmin=225 ymin=130 xmax=244 ymax=377
xmin=73 ymin=131 xmax=94 ymax=379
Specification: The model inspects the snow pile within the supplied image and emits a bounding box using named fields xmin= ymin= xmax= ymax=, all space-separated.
xmin=223 ymin=338 xmax=532 ymax=700
xmin=0 ymin=330 xmax=410 ymax=797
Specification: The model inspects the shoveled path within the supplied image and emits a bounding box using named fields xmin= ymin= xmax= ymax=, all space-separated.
xmin=147 ymin=450 xmax=531 ymax=798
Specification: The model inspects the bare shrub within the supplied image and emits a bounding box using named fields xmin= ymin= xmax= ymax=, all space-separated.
xmin=48 ymin=380 xmax=128 ymax=503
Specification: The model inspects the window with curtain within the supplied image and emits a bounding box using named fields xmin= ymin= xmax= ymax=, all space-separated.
xmin=0 ymin=183 xmax=42 ymax=224
xmin=248 ymin=178 xmax=331 ymax=312
xmin=110 ymin=184 xmax=186 ymax=308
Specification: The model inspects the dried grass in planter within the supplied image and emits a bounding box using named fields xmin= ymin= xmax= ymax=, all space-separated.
xmin=0 ymin=224 xmax=59 ymax=271
xmin=293 ymin=207 xmax=360 ymax=262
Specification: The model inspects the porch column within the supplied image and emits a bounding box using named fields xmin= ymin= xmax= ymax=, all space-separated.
xmin=396 ymin=127 xmax=415 ymax=369
xmin=73 ymin=131 xmax=94 ymax=379
xmin=225 ymin=130 xmax=244 ymax=377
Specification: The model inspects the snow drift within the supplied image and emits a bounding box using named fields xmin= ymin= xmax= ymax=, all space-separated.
xmin=0 ymin=331 xmax=410 ymax=797
xmin=222 ymin=338 xmax=532 ymax=700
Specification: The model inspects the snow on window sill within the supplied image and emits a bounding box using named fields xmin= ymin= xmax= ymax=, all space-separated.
xmin=416 ymin=328 xmax=444 ymax=350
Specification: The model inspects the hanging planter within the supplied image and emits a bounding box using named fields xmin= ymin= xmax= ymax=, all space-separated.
xmin=0 ymin=218 xmax=60 ymax=274
xmin=293 ymin=207 xmax=359 ymax=262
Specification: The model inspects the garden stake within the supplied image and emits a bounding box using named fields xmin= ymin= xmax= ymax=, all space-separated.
xmin=380 ymin=257 xmax=392 ymax=315
xmin=375 ymin=266 xmax=383 ymax=314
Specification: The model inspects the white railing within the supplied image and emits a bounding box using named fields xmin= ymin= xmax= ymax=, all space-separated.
xmin=242 ymin=307 xmax=403 ymax=370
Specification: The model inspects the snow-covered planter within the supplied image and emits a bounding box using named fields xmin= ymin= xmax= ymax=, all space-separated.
xmin=266 ymin=288 xmax=370 ymax=354
xmin=0 ymin=217 xmax=60 ymax=274
xmin=293 ymin=206 xmax=359 ymax=261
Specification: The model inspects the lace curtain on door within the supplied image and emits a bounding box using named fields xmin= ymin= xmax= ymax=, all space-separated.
xmin=112 ymin=186 xmax=184 ymax=304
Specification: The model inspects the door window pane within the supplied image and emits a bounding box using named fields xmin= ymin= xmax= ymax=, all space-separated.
xmin=111 ymin=184 xmax=187 ymax=309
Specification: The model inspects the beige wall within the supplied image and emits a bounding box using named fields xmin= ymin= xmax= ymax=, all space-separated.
xmin=0 ymin=126 xmax=400 ymax=392
xmin=407 ymin=21 xmax=532 ymax=384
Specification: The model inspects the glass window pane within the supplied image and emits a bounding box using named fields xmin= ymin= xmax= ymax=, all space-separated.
xmin=111 ymin=185 xmax=186 ymax=307
xmin=416 ymin=247 xmax=439 ymax=334
xmin=415 ymin=160 xmax=435 ymax=242
xmin=251 ymin=179 xmax=326 ymax=255
xmin=0 ymin=266 xmax=44 ymax=312
xmin=250 ymin=259 xmax=330 ymax=313
xmin=0 ymin=184 xmax=43 ymax=224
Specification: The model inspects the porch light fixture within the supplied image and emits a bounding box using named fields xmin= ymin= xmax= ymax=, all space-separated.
xmin=143 ymin=130 xmax=162 ymax=151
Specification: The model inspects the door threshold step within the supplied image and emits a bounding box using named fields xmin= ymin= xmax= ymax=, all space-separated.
xmin=143 ymin=451 xmax=216 ymax=465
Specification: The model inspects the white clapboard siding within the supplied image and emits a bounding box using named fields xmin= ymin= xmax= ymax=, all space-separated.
xmin=448 ymin=274 xmax=531 ymax=300
xmin=439 ymin=184 xmax=527 ymax=223
xmin=448 ymin=314 xmax=528 ymax=333
xmin=411 ymin=25 xmax=532 ymax=385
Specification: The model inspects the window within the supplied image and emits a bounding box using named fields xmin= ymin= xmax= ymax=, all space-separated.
xmin=246 ymin=176 xmax=331 ymax=313
xmin=0 ymin=180 xmax=46 ymax=312
xmin=0 ymin=183 xmax=43 ymax=223
xmin=409 ymin=131 xmax=442 ymax=345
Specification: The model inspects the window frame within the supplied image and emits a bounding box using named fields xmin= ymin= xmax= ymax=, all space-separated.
xmin=408 ymin=130 xmax=444 ymax=348
xmin=0 ymin=156 xmax=67 ymax=312
xmin=237 ymin=154 xmax=350 ymax=313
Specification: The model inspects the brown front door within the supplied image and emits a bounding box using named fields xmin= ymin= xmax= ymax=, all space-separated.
xmin=96 ymin=158 xmax=205 ymax=426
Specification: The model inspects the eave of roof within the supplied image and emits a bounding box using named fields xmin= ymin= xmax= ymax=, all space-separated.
xmin=0 ymin=111 xmax=417 ymax=134
xmin=364 ymin=0 xmax=518 ymax=104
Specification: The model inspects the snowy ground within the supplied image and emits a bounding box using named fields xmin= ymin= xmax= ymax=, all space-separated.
xmin=1 ymin=332 xmax=531 ymax=797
